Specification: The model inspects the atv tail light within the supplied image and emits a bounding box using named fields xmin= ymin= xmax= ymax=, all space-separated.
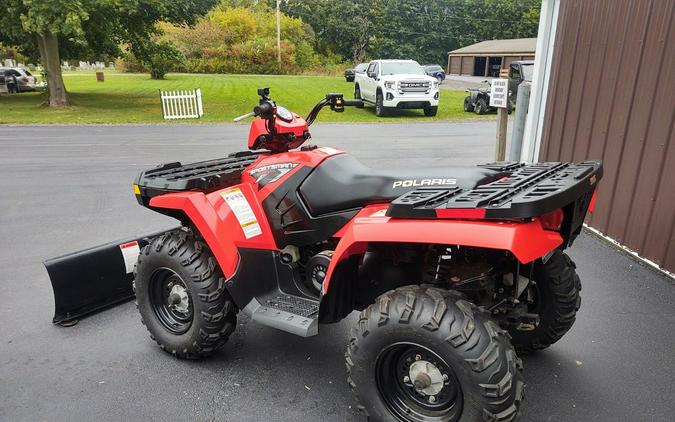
xmin=540 ymin=209 xmax=564 ymax=231
xmin=588 ymin=190 xmax=598 ymax=213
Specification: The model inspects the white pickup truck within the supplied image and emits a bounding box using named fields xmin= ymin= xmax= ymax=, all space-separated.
xmin=354 ymin=59 xmax=440 ymax=117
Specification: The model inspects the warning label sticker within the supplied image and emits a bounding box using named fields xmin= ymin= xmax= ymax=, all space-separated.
xmin=220 ymin=188 xmax=262 ymax=239
xmin=119 ymin=241 xmax=140 ymax=274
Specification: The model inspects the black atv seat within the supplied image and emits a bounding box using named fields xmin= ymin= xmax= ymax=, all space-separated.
xmin=298 ymin=154 xmax=500 ymax=216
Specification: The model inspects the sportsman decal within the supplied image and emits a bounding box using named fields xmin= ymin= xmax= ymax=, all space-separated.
xmin=249 ymin=163 xmax=299 ymax=186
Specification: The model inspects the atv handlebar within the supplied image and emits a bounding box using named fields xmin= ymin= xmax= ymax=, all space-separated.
xmin=233 ymin=111 xmax=256 ymax=122
xmin=234 ymin=89 xmax=365 ymax=124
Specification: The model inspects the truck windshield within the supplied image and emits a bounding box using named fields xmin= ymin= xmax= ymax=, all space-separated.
xmin=521 ymin=64 xmax=534 ymax=81
xmin=381 ymin=62 xmax=425 ymax=75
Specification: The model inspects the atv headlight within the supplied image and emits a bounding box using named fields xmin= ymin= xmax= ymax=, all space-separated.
xmin=384 ymin=81 xmax=395 ymax=89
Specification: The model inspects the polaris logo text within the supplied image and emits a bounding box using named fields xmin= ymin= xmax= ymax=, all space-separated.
xmin=392 ymin=179 xmax=457 ymax=188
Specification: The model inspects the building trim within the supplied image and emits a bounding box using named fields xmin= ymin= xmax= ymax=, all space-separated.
xmin=521 ymin=0 xmax=561 ymax=162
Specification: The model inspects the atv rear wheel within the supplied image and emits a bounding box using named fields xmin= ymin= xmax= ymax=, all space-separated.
xmin=509 ymin=250 xmax=581 ymax=354
xmin=134 ymin=229 xmax=237 ymax=359
xmin=346 ymin=286 xmax=524 ymax=421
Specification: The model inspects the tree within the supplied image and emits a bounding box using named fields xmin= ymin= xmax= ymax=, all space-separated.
xmin=282 ymin=0 xmax=541 ymax=65
xmin=0 ymin=0 xmax=215 ymax=106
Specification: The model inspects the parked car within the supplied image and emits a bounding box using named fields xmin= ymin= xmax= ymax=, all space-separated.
xmin=344 ymin=63 xmax=368 ymax=82
xmin=422 ymin=64 xmax=446 ymax=83
xmin=463 ymin=80 xmax=512 ymax=115
xmin=0 ymin=67 xmax=37 ymax=93
xmin=508 ymin=60 xmax=534 ymax=99
xmin=354 ymin=59 xmax=440 ymax=117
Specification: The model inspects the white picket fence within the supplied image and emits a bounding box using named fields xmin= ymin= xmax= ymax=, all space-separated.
xmin=160 ymin=88 xmax=203 ymax=120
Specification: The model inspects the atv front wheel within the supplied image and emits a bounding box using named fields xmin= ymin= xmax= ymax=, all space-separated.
xmin=509 ymin=250 xmax=581 ymax=354
xmin=135 ymin=228 xmax=237 ymax=359
xmin=474 ymin=98 xmax=488 ymax=115
xmin=463 ymin=96 xmax=474 ymax=112
xmin=346 ymin=286 xmax=524 ymax=421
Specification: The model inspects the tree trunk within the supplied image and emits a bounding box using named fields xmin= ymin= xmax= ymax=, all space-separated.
xmin=37 ymin=32 xmax=69 ymax=107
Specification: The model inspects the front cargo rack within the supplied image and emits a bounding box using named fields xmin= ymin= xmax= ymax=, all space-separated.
xmin=386 ymin=161 xmax=602 ymax=220
xmin=134 ymin=151 xmax=260 ymax=206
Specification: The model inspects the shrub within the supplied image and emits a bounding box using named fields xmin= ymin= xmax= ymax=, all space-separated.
xmin=144 ymin=42 xmax=184 ymax=80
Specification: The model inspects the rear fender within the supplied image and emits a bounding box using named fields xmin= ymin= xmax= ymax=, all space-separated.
xmin=322 ymin=213 xmax=563 ymax=295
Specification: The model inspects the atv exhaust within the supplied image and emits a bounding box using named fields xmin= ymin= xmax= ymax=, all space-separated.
xmin=44 ymin=228 xmax=176 ymax=326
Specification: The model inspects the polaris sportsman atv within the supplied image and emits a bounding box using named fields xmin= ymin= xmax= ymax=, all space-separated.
xmin=46 ymin=88 xmax=602 ymax=421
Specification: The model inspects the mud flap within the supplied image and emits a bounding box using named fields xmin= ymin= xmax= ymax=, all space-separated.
xmin=44 ymin=229 xmax=176 ymax=326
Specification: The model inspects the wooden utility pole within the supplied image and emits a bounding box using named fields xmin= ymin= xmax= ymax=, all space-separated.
xmin=495 ymin=108 xmax=508 ymax=161
xmin=489 ymin=78 xmax=509 ymax=161
xmin=276 ymin=0 xmax=281 ymax=63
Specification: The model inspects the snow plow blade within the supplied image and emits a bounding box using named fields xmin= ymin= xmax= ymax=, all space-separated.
xmin=44 ymin=229 xmax=173 ymax=326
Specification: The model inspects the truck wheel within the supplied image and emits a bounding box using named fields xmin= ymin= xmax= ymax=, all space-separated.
xmin=375 ymin=92 xmax=388 ymax=117
xmin=354 ymin=84 xmax=361 ymax=100
xmin=463 ymin=96 xmax=474 ymax=112
xmin=134 ymin=228 xmax=237 ymax=359
xmin=474 ymin=98 xmax=488 ymax=115
xmin=424 ymin=106 xmax=438 ymax=117
xmin=347 ymin=286 xmax=524 ymax=422
xmin=509 ymin=250 xmax=581 ymax=354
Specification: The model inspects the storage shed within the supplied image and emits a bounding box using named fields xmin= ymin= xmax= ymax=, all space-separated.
xmin=447 ymin=38 xmax=537 ymax=77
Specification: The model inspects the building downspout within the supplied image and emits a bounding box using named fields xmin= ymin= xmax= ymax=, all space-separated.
xmin=520 ymin=0 xmax=561 ymax=162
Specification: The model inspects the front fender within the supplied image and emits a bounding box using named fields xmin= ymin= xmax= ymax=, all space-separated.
xmin=149 ymin=192 xmax=241 ymax=278
xmin=323 ymin=214 xmax=563 ymax=294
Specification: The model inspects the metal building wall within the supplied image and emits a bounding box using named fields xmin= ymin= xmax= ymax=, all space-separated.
xmin=539 ymin=0 xmax=675 ymax=271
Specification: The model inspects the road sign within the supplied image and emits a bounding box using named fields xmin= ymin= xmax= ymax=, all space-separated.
xmin=490 ymin=78 xmax=509 ymax=108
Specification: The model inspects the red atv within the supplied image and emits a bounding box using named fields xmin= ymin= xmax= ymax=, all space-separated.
xmin=47 ymin=88 xmax=602 ymax=421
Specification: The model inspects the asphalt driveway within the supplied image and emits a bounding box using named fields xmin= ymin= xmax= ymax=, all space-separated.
xmin=1 ymin=122 xmax=673 ymax=421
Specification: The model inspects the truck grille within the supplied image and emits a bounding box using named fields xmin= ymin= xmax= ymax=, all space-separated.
xmin=399 ymin=80 xmax=431 ymax=93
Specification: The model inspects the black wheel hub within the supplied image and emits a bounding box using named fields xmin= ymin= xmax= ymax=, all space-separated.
xmin=376 ymin=343 xmax=463 ymax=421
xmin=149 ymin=268 xmax=193 ymax=335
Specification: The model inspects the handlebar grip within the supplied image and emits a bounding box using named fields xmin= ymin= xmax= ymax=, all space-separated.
xmin=343 ymin=100 xmax=364 ymax=108
xmin=233 ymin=111 xmax=256 ymax=122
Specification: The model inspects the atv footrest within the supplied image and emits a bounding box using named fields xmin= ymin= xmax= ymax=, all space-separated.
xmin=243 ymin=292 xmax=319 ymax=337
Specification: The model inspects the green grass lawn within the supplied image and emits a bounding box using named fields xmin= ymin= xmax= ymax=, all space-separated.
xmin=0 ymin=72 xmax=490 ymax=124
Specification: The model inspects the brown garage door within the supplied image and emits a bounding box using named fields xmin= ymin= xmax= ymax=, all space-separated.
xmin=449 ymin=56 xmax=461 ymax=74
xmin=502 ymin=56 xmax=521 ymax=69
xmin=461 ymin=57 xmax=473 ymax=75
xmin=539 ymin=0 xmax=675 ymax=272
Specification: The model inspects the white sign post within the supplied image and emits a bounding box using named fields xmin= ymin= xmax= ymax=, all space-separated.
xmin=490 ymin=78 xmax=509 ymax=161
xmin=490 ymin=78 xmax=509 ymax=108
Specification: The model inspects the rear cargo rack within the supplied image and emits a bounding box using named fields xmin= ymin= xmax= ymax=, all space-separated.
xmin=135 ymin=151 xmax=261 ymax=206
xmin=386 ymin=161 xmax=602 ymax=220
